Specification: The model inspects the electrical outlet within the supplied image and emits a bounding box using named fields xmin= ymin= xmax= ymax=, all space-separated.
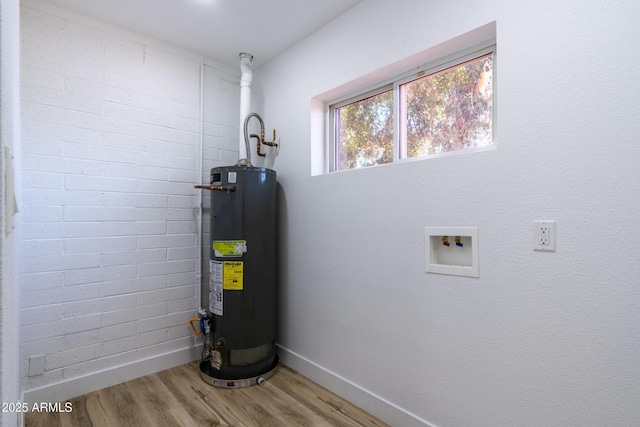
xmin=533 ymin=220 xmax=555 ymax=251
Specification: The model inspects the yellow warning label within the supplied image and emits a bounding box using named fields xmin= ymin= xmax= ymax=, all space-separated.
xmin=213 ymin=240 xmax=247 ymax=257
xmin=223 ymin=261 xmax=243 ymax=290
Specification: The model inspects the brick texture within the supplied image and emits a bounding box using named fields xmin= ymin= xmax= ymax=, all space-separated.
xmin=20 ymin=3 xmax=239 ymax=391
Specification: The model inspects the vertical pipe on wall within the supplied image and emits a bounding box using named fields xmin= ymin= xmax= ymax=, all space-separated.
xmin=238 ymin=53 xmax=253 ymax=163
xmin=197 ymin=56 xmax=205 ymax=307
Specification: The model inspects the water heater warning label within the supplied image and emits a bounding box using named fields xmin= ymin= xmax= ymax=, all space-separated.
xmin=213 ymin=240 xmax=247 ymax=257
xmin=210 ymin=261 xmax=223 ymax=315
xmin=223 ymin=261 xmax=243 ymax=290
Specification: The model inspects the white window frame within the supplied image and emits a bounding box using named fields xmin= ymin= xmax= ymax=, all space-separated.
xmin=327 ymin=40 xmax=496 ymax=172
xmin=329 ymin=84 xmax=393 ymax=172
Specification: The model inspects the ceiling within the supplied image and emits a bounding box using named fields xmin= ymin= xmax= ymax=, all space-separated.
xmin=43 ymin=0 xmax=363 ymax=69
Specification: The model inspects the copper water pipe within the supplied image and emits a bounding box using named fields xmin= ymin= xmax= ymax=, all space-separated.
xmin=194 ymin=185 xmax=236 ymax=192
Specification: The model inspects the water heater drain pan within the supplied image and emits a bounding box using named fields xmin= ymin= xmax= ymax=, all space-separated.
xmin=199 ymin=355 xmax=279 ymax=388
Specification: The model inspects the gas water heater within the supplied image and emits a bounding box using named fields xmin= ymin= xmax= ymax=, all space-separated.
xmin=198 ymin=164 xmax=278 ymax=388
xmin=194 ymin=53 xmax=279 ymax=388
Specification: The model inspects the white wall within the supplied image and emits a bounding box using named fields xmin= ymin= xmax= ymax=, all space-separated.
xmin=20 ymin=0 xmax=239 ymax=401
xmin=255 ymin=0 xmax=640 ymax=425
xmin=1 ymin=0 xmax=22 ymax=424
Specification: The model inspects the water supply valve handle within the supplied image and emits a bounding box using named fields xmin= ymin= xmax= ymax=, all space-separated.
xmin=189 ymin=318 xmax=202 ymax=336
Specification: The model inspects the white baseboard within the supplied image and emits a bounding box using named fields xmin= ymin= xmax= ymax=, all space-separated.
xmin=22 ymin=347 xmax=199 ymax=405
xmin=276 ymin=344 xmax=433 ymax=427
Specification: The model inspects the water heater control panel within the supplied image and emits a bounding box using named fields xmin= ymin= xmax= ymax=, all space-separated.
xmin=211 ymin=171 xmax=238 ymax=184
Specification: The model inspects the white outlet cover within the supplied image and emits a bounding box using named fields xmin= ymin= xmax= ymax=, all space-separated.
xmin=533 ymin=220 xmax=555 ymax=251
xmin=28 ymin=355 xmax=45 ymax=376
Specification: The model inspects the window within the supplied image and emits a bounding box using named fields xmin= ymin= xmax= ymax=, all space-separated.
xmin=334 ymin=87 xmax=394 ymax=170
xmin=329 ymin=44 xmax=495 ymax=171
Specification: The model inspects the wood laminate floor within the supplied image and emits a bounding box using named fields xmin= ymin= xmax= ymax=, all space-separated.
xmin=25 ymin=362 xmax=390 ymax=427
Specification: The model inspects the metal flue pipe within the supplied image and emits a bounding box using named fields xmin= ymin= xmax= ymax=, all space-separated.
xmin=237 ymin=53 xmax=253 ymax=165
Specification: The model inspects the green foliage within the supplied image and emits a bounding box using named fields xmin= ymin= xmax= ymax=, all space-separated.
xmin=337 ymin=90 xmax=393 ymax=170
xmin=405 ymin=54 xmax=493 ymax=157
xmin=336 ymin=54 xmax=493 ymax=170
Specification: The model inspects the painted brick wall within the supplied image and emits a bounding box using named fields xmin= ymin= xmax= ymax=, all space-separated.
xmin=20 ymin=2 xmax=239 ymax=392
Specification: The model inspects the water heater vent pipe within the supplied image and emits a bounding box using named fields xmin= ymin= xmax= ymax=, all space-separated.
xmin=238 ymin=53 xmax=253 ymax=165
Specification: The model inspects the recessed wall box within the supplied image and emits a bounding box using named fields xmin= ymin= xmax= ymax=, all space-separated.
xmin=425 ymin=227 xmax=479 ymax=278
